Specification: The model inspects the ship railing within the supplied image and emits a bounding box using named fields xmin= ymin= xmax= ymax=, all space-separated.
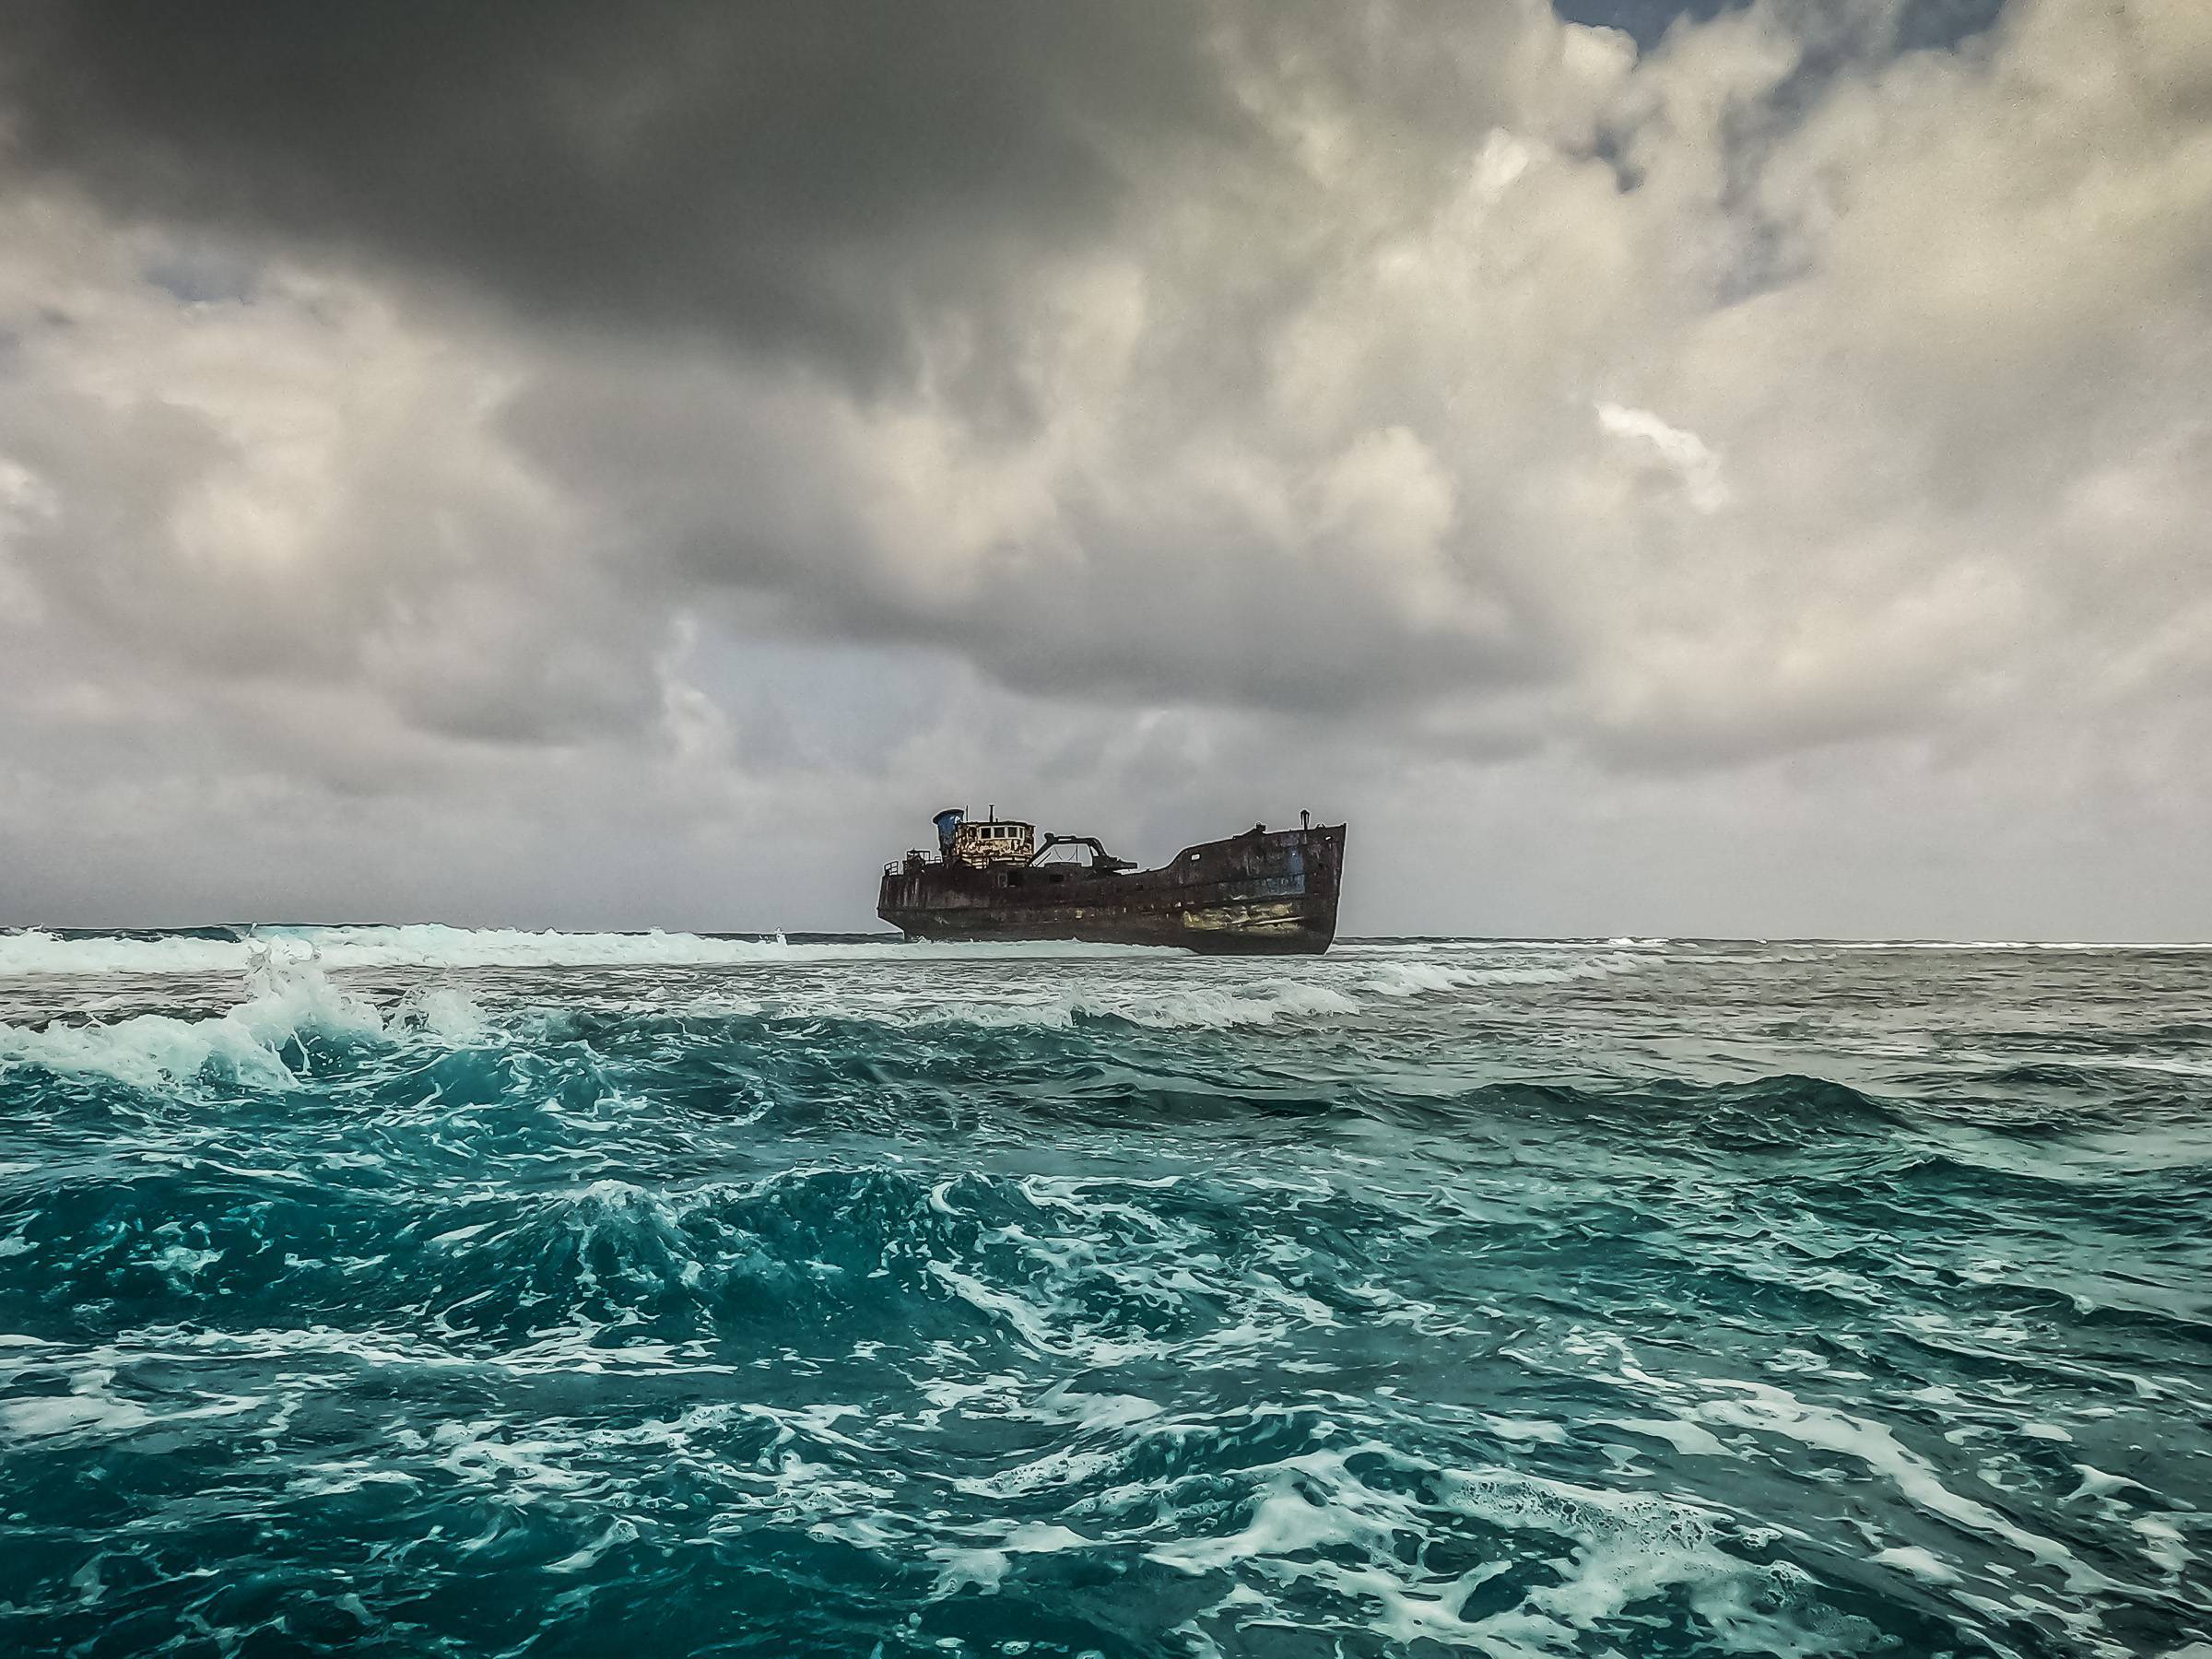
xmin=886 ymin=851 xmax=945 ymax=875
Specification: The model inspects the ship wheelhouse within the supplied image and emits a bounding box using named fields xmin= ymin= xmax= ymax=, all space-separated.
xmin=950 ymin=810 xmax=1035 ymax=867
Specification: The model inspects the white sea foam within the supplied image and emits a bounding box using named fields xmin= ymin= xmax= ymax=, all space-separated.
xmin=1074 ymin=980 xmax=1364 ymax=1030
xmin=1393 ymin=955 xmax=1642 ymax=991
xmin=888 ymin=982 xmax=1353 ymax=1035
xmin=0 ymin=1371 xmax=263 ymax=1444
xmin=1482 ymin=1414 xmax=1570 ymax=1446
xmin=2131 ymin=1513 xmax=2193 ymax=1578
xmin=1148 ymin=1445 xmax=1864 ymax=1656
xmin=0 ymin=1393 xmax=158 ymax=1440
xmin=763 ymin=976 xmax=1371 ymax=1034
xmin=1870 ymin=1545 xmax=1961 ymax=1583
xmin=0 ymin=946 xmax=490 ymax=1092
xmin=1442 ymin=1471 xmax=1756 ymax=1643
xmin=0 ymin=924 xmax=1680 ymax=990
xmin=1688 ymin=1379 xmax=2104 ymax=1591
xmin=0 ymin=924 xmax=1173 ymax=979
xmin=777 ymin=949 xmax=1637 ymax=1035
xmin=1601 ymin=1416 xmax=1731 ymax=1457
xmin=0 ymin=931 xmax=247 ymax=977
xmin=0 ymin=1006 xmax=304 ymax=1092
xmin=391 ymin=983 xmax=493 ymax=1043
xmin=931 ymin=1521 xmax=1091 ymax=1594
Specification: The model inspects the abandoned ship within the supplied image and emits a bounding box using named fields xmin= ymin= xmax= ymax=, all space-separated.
xmin=878 ymin=808 xmax=1346 ymax=954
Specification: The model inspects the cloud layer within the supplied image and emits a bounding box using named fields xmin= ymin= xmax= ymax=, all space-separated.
xmin=1 ymin=0 xmax=2207 ymax=933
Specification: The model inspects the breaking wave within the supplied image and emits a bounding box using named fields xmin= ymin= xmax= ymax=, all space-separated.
xmin=0 ymin=924 xmax=1178 ymax=978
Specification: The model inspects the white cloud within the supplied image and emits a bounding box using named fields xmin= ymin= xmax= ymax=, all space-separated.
xmin=1594 ymin=401 xmax=1729 ymax=512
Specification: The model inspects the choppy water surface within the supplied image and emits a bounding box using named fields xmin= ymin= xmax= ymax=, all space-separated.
xmin=1 ymin=928 xmax=2207 ymax=1658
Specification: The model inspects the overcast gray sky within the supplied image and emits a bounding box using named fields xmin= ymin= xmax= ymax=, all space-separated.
xmin=0 ymin=0 xmax=2206 ymax=938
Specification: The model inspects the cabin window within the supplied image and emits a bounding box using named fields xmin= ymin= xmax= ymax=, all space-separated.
xmin=1048 ymin=871 xmax=1066 ymax=884
xmin=1006 ymin=871 xmax=1024 ymax=888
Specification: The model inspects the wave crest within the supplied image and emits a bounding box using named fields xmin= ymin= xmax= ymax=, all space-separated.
xmin=0 ymin=947 xmax=487 ymax=1094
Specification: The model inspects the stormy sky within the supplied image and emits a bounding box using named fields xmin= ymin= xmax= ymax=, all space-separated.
xmin=1 ymin=0 xmax=2207 ymax=937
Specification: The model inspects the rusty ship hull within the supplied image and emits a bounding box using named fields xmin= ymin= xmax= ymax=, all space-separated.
xmin=879 ymin=824 xmax=1345 ymax=955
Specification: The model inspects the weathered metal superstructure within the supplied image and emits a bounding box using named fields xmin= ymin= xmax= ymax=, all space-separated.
xmin=878 ymin=808 xmax=1345 ymax=955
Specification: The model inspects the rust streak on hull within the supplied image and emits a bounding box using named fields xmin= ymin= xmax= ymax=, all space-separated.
xmin=878 ymin=824 xmax=1345 ymax=955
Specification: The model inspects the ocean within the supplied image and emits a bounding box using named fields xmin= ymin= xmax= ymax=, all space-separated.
xmin=0 ymin=929 xmax=2206 ymax=1657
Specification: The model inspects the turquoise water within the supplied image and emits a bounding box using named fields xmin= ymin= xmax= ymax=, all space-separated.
xmin=1 ymin=930 xmax=2206 ymax=1657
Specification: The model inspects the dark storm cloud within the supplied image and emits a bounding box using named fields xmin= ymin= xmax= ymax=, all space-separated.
xmin=0 ymin=0 xmax=1576 ymax=717
xmin=496 ymin=350 xmax=1566 ymax=712
xmin=0 ymin=0 xmax=1233 ymax=382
